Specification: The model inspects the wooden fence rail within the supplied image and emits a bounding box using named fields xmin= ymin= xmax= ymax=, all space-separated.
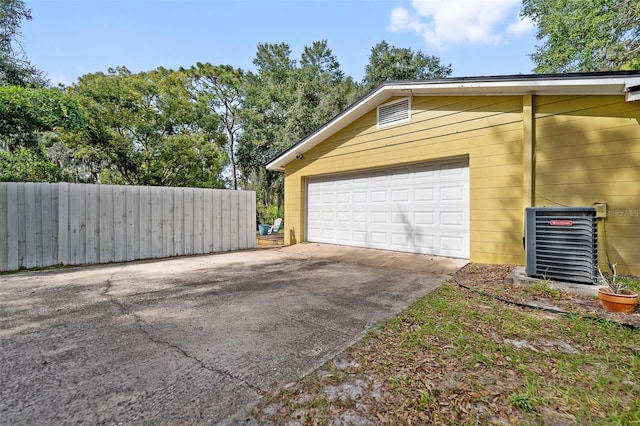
xmin=0 ymin=183 xmax=256 ymax=271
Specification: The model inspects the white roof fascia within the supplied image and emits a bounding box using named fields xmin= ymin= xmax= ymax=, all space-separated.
xmin=266 ymin=75 xmax=640 ymax=171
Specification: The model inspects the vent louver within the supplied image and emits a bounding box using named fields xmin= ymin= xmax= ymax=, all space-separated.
xmin=525 ymin=207 xmax=598 ymax=284
xmin=377 ymin=98 xmax=410 ymax=127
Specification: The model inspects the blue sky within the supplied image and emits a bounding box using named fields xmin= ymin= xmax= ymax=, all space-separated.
xmin=22 ymin=0 xmax=539 ymax=86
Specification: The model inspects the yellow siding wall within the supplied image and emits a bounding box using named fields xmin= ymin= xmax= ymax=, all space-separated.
xmin=284 ymin=96 xmax=525 ymax=264
xmin=535 ymin=95 xmax=640 ymax=275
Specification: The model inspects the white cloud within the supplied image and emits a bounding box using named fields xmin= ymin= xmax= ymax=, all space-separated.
xmin=507 ymin=16 xmax=536 ymax=35
xmin=389 ymin=0 xmax=534 ymax=49
xmin=48 ymin=73 xmax=70 ymax=86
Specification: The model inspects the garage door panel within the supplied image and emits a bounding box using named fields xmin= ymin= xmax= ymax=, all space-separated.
xmin=336 ymin=192 xmax=350 ymax=203
xmin=336 ymin=211 xmax=350 ymax=222
xmin=307 ymin=159 xmax=469 ymax=258
xmin=414 ymin=211 xmax=435 ymax=225
xmin=415 ymin=234 xmax=436 ymax=251
xmin=441 ymin=236 xmax=465 ymax=253
xmin=414 ymin=187 xmax=435 ymax=202
xmin=353 ymin=211 xmax=367 ymax=222
xmin=391 ymin=212 xmax=410 ymax=224
xmin=370 ymin=211 xmax=388 ymax=224
xmin=353 ymin=191 xmax=368 ymax=203
xmin=391 ymin=169 xmax=411 ymax=181
xmin=391 ymin=233 xmax=410 ymax=248
xmin=371 ymin=190 xmax=387 ymax=202
xmin=440 ymin=211 xmax=465 ymax=226
xmin=415 ymin=165 xmax=436 ymax=181
xmin=335 ymin=229 xmax=351 ymax=241
xmin=441 ymin=160 xmax=468 ymax=175
xmin=322 ymin=211 xmax=335 ymax=222
xmin=440 ymin=185 xmax=466 ymax=201
xmin=371 ymin=232 xmax=388 ymax=244
xmin=321 ymin=229 xmax=335 ymax=239
xmin=308 ymin=193 xmax=322 ymax=205
xmin=352 ymin=231 xmax=367 ymax=243
xmin=391 ymin=189 xmax=409 ymax=202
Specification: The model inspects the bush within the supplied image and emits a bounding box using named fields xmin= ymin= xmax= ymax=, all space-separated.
xmin=257 ymin=203 xmax=283 ymax=225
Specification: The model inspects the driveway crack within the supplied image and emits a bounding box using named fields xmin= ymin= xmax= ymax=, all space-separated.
xmin=101 ymin=270 xmax=263 ymax=394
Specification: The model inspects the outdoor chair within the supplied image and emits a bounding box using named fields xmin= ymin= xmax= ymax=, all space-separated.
xmin=268 ymin=218 xmax=283 ymax=234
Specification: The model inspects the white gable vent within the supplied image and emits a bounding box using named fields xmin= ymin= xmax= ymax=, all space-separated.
xmin=377 ymin=97 xmax=411 ymax=128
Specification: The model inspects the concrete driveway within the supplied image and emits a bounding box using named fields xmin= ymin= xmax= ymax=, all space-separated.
xmin=0 ymin=244 xmax=466 ymax=425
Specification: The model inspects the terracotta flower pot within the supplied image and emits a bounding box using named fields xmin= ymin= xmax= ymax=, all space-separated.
xmin=597 ymin=287 xmax=639 ymax=314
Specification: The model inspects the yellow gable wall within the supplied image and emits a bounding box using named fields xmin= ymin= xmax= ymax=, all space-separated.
xmin=535 ymin=95 xmax=640 ymax=275
xmin=284 ymin=95 xmax=525 ymax=264
xmin=283 ymin=93 xmax=640 ymax=275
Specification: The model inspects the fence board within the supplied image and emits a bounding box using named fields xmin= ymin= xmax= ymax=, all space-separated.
xmin=160 ymin=187 xmax=170 ymax=258
xmin=6 ymin=184 xmax=18 ymax=270
xmin=221 ymin=191 xmax=231 ymax=251
xmin=86 ymin=184 xmax=100 ymax=264
xmin=40 ymin=184 xmax=55 ymax=266
xmin=0 ymin=184 xmax=7 ymax=271
xmin=151 ymin=186 xmax=163 ymax=259
xmin=99 ymin=185 xmax=113 ymax=263
xmin=24 ymin=183 xmax=37 ymax=268
xmin=126 ymin=185 xmax=137 ymax=261
xmin=113 ymin=185 xmax=127 ymax=262
xmin=69 ymin=184 xmax=85 ymax=265
xmin=203 ymin=190 xmax=214 ymax=252
xmin=58 ymin=183 xmax=69 ymax=265
xmin=173 ymin=188 xmax=183 ymax=256
xmin=251 ymin=192 xmax=257 ymax=248
xmin=212 ymin=190 xmax=222 ymax=252
xmin=238 ymin=191 xmax=247 ymax=249
xmin=193 ymin=188 xmax=204 ymax=254
xmin=0 ymin=183 xmax=255 ymax=271
xmin=183 ymin=188 xmax=194 ymax=255
xmin=229 ymin=191 xmax=239 ymax=251
xmin=138 ymin=186 xmax=151 ymax=259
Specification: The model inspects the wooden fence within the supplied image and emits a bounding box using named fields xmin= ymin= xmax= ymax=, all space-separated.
xmin=0 ymin=182 xmax=256 ymax=271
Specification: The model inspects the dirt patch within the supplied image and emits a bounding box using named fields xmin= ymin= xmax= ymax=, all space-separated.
xmin=456 ymin=263 xmax=640 ymax=328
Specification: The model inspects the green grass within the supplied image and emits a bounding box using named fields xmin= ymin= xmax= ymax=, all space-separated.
xmin=249 ymin=282 xmax=640 ymax=425
xmin=618 ymin=276 xmax=640 ymax=294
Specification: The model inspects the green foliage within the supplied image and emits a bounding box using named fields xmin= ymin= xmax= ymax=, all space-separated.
xmin=521 ymin=0 xmax=640 ymax=72
xmin=0 ymin=85 xmax=85 ymax=150
xmin=0 ymin=147 xmax=66 ymax=182
xmin=257 ymin=203 xmax=283 ymax=225
xmin=527 ymin=279 xmax=563 ymax=299
xmin=0 ymin=0 xmax=44 ymax=87
xmin=183 ymin=63 xmax=245 ymax=189
xmin=238 ymin=40 xmax=362 ymax=210
xmin=63 ymin=66 xmax=227 ymax=188
xmin=619 ymin=276 xmax=640 ymax=293
xmin=363 ymin=40 xmax=452 ymax=90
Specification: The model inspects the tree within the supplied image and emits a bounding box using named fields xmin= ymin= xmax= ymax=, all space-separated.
xmin=0 ymin=147 xmax=67 ymax=182
xmin=521 ymin=0 xmax=640 ymax=72
xmin=0 ymin=85 xmax=86 ymax=182
xmin=363 ymin=41 xmax=452 ymax=90
xmin=63 ymin=66 xmax=227 ymax=187
xmin=237 ymin=41 xmax=360 ymax=219
xmin=0 ymin=85 xmax=85 ymax=151
xmin=0 ymin=0 xmax=44 ymax=86
xmin=184 ymin=63 xmax=245 ymax=190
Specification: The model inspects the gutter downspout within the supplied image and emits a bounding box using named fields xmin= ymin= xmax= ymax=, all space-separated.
xmin=522 ymin=94 xmax=536 ymax=253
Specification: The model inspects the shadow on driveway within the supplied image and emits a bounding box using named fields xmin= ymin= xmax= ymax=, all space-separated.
xmin=0 ymin=246 xmax=465 ymax=424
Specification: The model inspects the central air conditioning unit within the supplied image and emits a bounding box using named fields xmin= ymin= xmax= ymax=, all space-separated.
xmin=525 ymin=207 xmax=598 ymax=284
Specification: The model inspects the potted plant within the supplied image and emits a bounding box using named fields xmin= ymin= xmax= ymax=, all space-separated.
xmin=597 ymin=264 xmax=639 ymax=314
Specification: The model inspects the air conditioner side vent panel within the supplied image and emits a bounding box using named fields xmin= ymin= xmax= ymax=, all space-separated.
xmin=525 ymin=207 xmax=598 ymax=284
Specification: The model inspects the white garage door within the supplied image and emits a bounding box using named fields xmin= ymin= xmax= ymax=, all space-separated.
xmin=306 ymin=158 xmax=469 ymax=258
